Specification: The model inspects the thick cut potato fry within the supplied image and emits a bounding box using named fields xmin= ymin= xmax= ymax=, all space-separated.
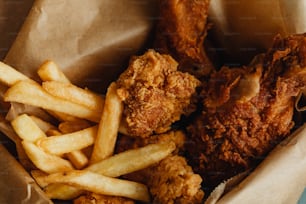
xmin=30 ymin=115 xmax=56 ymax=133
xmin=66 ymin=150 xmax=89 ymax=169
xmin=42 ymin=81 xmax=104 ymax=111
xmin=37 ymin=60 xmax=71 ymax=83
xmin=44 ymin=183 xmax=83 ymax=200
xmin=90 ymin=82 xmax=123 ymax=163
xmin=35 ymin=142 xmax=175 ymax=199
xmin=37 ymin=126 xmax=98 ymax=155
xmin=22 ymin=141 xmax=73 ymax=174
xmin=0 ymin=61 xmax=31 ymax=86
xmin=58 ymin=120 xmax=92 ymax=134
xmin=88 ymin=142 xmax=176 ymax=177
xmin=4 ymin=81 xmax=101 ymax=122
xmin=35 ymin=170 xmax=150 ymax=202
xmin=11 ymin=114 xmax=47 ymax=142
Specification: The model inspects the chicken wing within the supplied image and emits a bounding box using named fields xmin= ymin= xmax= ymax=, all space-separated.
xmin=186 ymin=33 xmax=306 ymax=192
xmin=154 ymin=0 xmax=214 ymax=78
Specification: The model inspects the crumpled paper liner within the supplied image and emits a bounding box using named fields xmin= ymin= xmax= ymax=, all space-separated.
xmin=1 ymin=0 xmax=306 ymax=204
xmin=0 ymin=144 xmax=51 ymax=204
xmin=208 ymin=0 xmax=306 ymax=65
xmin=4 ymin=0 xmax=157 ymax=92
xmin=206 ymin=124 xmax=306 ymax=204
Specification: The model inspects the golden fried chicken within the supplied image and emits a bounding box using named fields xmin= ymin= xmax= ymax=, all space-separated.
xmin=116 ymin=131 xmax=204 ymax=204
xmin=116 ymin=49 xmax=200 ymax=138
xmin=144 ymin=155 xmax=204 ymax=204
xmin=154 ymin=0 xmax=214 ymax=78
xmin=73 ymin=193 xmax=134 ymax=204
xmin=186 ymin=33 xmax=306 ymax=192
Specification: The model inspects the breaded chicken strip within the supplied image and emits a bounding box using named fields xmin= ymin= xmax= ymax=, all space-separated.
xmin=116 ymin=50 xmax=200 ymax=138
xmin=186 ymin=33 xmax=306 ymax=192
xmin=154 ymin=0 xmax=214 ymax=78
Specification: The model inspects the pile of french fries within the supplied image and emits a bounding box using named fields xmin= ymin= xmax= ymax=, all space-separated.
xmin=0 ymin=60 xmax=177 ymax=203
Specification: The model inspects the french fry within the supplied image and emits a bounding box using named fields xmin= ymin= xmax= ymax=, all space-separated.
xmin=37 ymin=60 xmax=70 ymax=83
xmin=42 ymin=81 xmax=104 ymax=111
xmin=37 ymin=126 xmax=98 ymax=155
xmin=11 ymin=114 xmax=47 ymax=142
xmin=34 ymin=170 xmax=150 ymax=202
xmin=47 ymin=111 xmax=81 ymax=122
xmin=90 ymin=82 xmax=123 ymax=163
xmin=43 ymin=127 xmax=89 ymax=169
xmin=22 ymin=141 xmax=73 ymax=174
xmin=44 ymin=183 xmax=83 ymax=200
xmin=35 ymin=142 xmax=175 ymax=200
xmin=30 ymin=115 xmax=56 ymax=133
xmin=66 ymin=150 xmax=89 ymax=170
xmin=0 ymin=61 xmax=31 ymax=86
xmin=4 ymin=81 xmax=101 ymax=122
xmin=58 ymin=120 xmax=92 ymax=134
xmin=88 ymin=142 xmax=176 ymax=177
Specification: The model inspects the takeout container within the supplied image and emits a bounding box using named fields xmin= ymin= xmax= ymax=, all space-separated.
xmin=0 ymin=0 xmax=306 ymax=203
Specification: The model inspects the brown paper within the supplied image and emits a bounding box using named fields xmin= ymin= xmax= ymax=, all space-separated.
xmin=0 ymin=0 xmax=34 ymax=60
xmin=206 ymin=125 xmax=306 ymax=204
xmin=1 ymin=0 xmax=306 ymax=204
xmin=4 ymin=0 xmax=158 ymax=92
xmin=0 ymin=144 xmax=51 ymax=204
xmin=208 ymin=0 xmax=306 ymax=65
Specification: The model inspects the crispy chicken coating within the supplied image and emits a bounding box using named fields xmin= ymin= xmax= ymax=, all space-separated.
xmin=154 ymin=0 xmax=214 ymax=78
xmin=116 ymin=50 xmax=200 ymax=138
xmin=186 ymin=33 xmax=306 ymax=192
xmin=116 ymin=131 xmax=204 ymax=204
xmin=73 ymin=193 xmax=134 ymax=204
xmin=145 ymin=155 xmax=204 ymax=204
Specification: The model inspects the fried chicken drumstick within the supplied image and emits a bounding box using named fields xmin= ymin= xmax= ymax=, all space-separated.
xmin=186 ymin=33 xmax=306 ymax=192
xmin=154 ymin=0 xmax=214 ymax=78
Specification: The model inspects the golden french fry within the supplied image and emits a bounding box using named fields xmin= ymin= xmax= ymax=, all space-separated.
xmin=22 ymin=141 xmax=73 ymax=173
xmin=42 ymin=127 xmax=89 ymax=169
xmin=37 ymin=60 xmax=71 ymax=83
xmin=58 ymin=120 xmax=92 ymax=134
xmin=42 ymin=81 xmax=104 ymax=111
xmin=30 ymin=115 xmax=56 ymax=133
xmin=88 ymin=142 xmax=176 ymax=177
xmin=66 ymin=150 xmax=89 ymax=169
xmin=4 ymin=81 xmax=101 ymax=122
xmin=34 ymin=170 xmax=150 ymax=202
xmin=11 ymin=114 xmax=47 ymax=142
xmin=47 ymin=111 xmax=81 ymax=122
xmin=44 ymin=183 xmax=83 ymax=200
xmin=90 ymin=82 xmax=123 ymax=163
xmin=36 ymin=142 xmax=175 ymax=199
xmin=37 ymin=126 xmax=98 ymax=155
xmin=0 ymin=61 xmax=31 ymax=86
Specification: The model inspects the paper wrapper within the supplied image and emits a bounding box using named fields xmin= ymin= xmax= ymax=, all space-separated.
xmin=4 ymin=0 xmax=157 ymax=92
xmin=208 ymin=0 xmax=306 ymax=65
xmin=0 ymin=0 xmax=306 ymax=203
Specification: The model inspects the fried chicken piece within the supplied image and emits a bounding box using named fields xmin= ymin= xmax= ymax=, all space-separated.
xmin=186 ymin=33 xmax=306 ymax=192
xmin=123 ymin=155 xmax=204 ymax=204
xmin=145 ymin=155 xmax=204 ymax=204
xmin=116 ymin=50 xmax=200 ymax=138
xmin=154 ymin=0 xmax=214 ymax=78
xmin=73 ymin=193 xmax=134 ymax=204
xmin=116 ymin=131 xmax=204 ymax=204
